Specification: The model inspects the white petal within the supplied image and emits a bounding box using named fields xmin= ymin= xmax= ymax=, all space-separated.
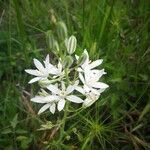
xmin=28 ymin=77 xmax=42 ymax=84
xmin=83 ymin=98 xmax=97 ymax=107
xmin=77 ymin=67 xmax=83 ymax=72
xmin=92 ymin=82 xmax=109 ymax=89
xmin=91 ymin=88 xmax=101 ymax=95
xmin=89 ymin=69 xmax=106 ymax=82
xmin=50 ymin=103 xmax=56 ymax=114
xmin=84 ymin=68 xmax=91 ymax=82
xmin=83 ymin=84 xmax=91 ymax=93
xmin=44 ymin=55 xmax=57 ymax=73
xmin=79 ymin=73 xmax=85 ymax=84
xmin=74 ymin=80 xmax=79 ymax=86
xmin=66 ymin=95 xmax=83 ymax=103
xmin=31 ymin=96 xmax=47 ymax=103
xmin=38 ymin=103 xmax=51 ymax=114
xmin=45 ymin=54 xmax=49 ymax=63
xmin=75 ymin=54 xmax=79 ymax=60
xmin=75 ymin=86 xmax=85 ymax=95
xmin=66 ymin=85 xmax=74 ymax=94
xmin=44 ymin=55 xmax=51 ymax=69
xmin=33 ymin=58 xmax=45 ymax=72
xmin=54 ymin=83 xmax=58 ymax=87
xmin=47 ymin=84 xmax=60 ymax=94
xmin=57 ymin=99 xmax=66 ymax=111
xmin=25 ymin=69 xmax=43 ymax=76
xmin=44 ymin=95 xmax=59 ymax=102
xmin=97 ymin=88 xmax=106 ymax=93
xmin=89 ymin=59 xmax=103 ymax=69
xmin=49 ymin=67 xmax=60 ymax=75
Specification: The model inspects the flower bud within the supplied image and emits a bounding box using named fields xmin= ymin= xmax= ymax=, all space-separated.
xmin=67 ymin=35 xmax=77 ymax=54
xmin=77 ymin=51 xmax=88 ymax=66
xmin=54 ymin=41 xmax=59 ymax=52
xmin=56 ymin=21 xmax=68 ymax=41
xmin=66 ymin=135 xmax=71 ymax=140
xmin=49 ymin=9 xmax=57 ymax=25
xmin=63 ymin=56 xmax=73 ymax=68
xmin=46 ymin=30 xmax=55 ymax=49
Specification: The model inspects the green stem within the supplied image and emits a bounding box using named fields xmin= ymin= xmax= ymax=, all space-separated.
xmin=81 ymin=132 xmax=92 ymax=150
xmin=58 ymin=102 xmax=69 ymax=145
xmin=73 ymin=62 xmax=81 ymax=83
xmin=65 ymin=68 xmax=70 ymax=84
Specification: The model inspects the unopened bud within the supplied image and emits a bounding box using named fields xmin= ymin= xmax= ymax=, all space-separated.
xmin=46 ymin=30 xmax=55 ymax=49
xmin=67 ymin=35 xmax=77 ymax=54
xmin=77 ymin=51 xmax=88 ymax=66
xmin=63 ymin=56 xmax=73 ymax=68
xmin=56 ymin=21 xmax=68 ymax=41
xmin=54 ymin=41 xmax=59 ymax=52
xmin=66 ymin=135 xmax=70 ymax=140
xmin=49 ymin=9 xmax=57 ymax=25
xmin=73 ymin=128 xmax=77 ymax=133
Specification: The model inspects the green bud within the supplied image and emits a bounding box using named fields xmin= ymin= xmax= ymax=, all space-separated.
xmin=63 ymin=56 xmax=73 ymax=68
xmin=77 ymin=51 xmax=88 ymax=66
xmin=46 ymin=30 xmax=55 ymax=49
xmin=73 ymin=128 xmax=77 ymax=133
xmin=66 ymin=135 xmax=70 ymax=140
xmin=56 ymin=21 xmax=68 ymax=41
xmin=67 ymin=35 xmax=77 ymax=54
xmin=54 ymin=41 xmax=59 ymax=52
xmin=46 ymin=30 xmax=60 ymax=53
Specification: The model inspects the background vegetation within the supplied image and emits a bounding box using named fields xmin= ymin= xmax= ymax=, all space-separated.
xmin=0 ymin=0 xmax=149 ymax=149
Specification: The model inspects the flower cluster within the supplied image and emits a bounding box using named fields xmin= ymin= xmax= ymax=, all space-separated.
xmin=25 ymin=35 xmax=109 ymax=114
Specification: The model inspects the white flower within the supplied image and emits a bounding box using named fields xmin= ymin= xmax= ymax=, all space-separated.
xmin=31 ymin=94 xmax=60 ymax=114
xmin=78 ymin=69 xmax=109 ymax=95
xmin=25 ymin=55 xmax=64 ymax=84
xmin=83 ymin=88 xmax=106 ymax=107
xmin=47 ymin=82 xmax=83 ymax=111
xmin=75 ymin=66 xmax=109 ymax=107
xmin=75 ymin=84 xmax=106 ymax=107
xmin=75 ymin=49 xmax=109 ymax=106
xmin=83 ymin=92 xmax=99 ymax=107
xmin=31 ymin=84 xmax=62 ymax=115
xmin=76 ymin=49 xmax=103 ymax=72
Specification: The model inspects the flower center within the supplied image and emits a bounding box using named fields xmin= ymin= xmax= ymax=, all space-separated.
xmin=60 ymin=90 xmax=67 ymax=98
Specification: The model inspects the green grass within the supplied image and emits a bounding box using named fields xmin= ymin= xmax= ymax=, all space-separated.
xmin=0 ymin=0 xmax=150 ymax=149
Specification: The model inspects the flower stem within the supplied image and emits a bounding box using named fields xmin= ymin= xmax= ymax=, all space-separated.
xmin=58 ymin=102 xmax=69 ymax=146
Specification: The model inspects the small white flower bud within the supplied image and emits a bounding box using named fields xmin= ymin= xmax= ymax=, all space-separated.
xmin=67 ymin=35 xmax=77 ymax=54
